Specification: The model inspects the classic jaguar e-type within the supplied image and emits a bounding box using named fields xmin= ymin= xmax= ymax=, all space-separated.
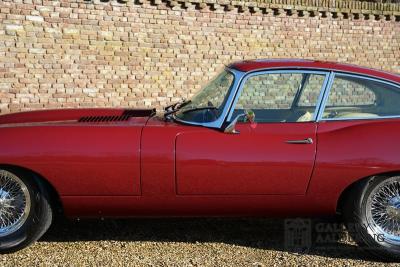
xmin=1 ymin=59 xmax=400 ymax=259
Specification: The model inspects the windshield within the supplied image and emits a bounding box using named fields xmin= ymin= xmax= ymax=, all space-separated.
xmin=175 ymin=69 xmax=235 ymax=123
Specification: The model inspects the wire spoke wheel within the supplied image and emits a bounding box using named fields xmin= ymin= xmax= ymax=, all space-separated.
xmin=0 ymin=170 xmax=31 ymax=237
xmin=366 ymin=176 xmax=400 ymax=245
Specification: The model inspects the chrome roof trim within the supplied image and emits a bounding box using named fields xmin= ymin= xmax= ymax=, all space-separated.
xmin=233 ymin=66 xmax=400 ymax=86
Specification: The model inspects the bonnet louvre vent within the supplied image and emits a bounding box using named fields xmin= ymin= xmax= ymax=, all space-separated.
xmin=78 ymin=109 xmax=155 ymax=123
xmin=78 ymin=115 xmax=130 ymax=123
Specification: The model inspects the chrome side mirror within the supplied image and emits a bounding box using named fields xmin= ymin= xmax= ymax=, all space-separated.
xmin=224 ymin=110 xmax=255 ymax=134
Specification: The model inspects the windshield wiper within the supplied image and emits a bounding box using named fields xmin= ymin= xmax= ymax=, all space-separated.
xmin=164 ymin=100 xmax=191 ymax=117
xmin=165 ymin=99 xmax=191 ymax=111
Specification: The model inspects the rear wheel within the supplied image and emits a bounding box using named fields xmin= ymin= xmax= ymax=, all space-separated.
xmin=0 ymin=169 xmax=52 ymax=253
xmin=343 ymin=175 xmax=400 ymax=261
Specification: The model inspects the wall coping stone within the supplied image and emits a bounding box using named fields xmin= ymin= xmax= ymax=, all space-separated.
xmin=92 ymin=0 xmax=400 ymax=20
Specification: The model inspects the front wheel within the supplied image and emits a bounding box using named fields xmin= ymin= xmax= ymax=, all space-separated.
xmin=0 ymin=169 xmax=52 ymax=253
xmin=343 ymin=175 xmax=400 ymax=261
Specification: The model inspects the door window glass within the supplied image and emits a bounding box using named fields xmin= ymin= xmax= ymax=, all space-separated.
xmin=233 ymin=72 xmax=326 ymax=122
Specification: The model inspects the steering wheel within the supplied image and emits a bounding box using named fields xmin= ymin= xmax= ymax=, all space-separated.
xmin=327 ymin=110 xmax=339 ymax=118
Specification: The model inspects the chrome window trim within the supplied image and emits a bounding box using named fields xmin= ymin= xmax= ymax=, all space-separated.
xmin=317 ymin=72 xmax=400 ymax=122
xmin=172 ymin=68 xmax=247 ymax=129
xmin=225 ymin=69 xmax=330 ymax=122
xmin=173 ymin=68 xmax=400 ymax=128
xmin=320 ymin=115 xmax=400 ymax=122
xmin=235 ymin=66 xmax=400 ymax=86
xmin=315 ymin=72 xmax=335 ymax=122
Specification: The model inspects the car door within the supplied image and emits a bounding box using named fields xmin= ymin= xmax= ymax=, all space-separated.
xmin=176 ymin=70 xmax=329 ymax=195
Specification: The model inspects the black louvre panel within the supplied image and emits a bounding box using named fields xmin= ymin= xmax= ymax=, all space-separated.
xmin=77 ymin=109 xmax=155 ymax=123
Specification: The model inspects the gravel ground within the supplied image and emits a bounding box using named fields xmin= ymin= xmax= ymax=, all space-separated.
xmin=0 ymin=217 xmax=397 ymax=266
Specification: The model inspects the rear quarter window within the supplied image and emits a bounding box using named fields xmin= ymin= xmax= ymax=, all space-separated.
xmin=323 ymin=74 xmax=400 ymax=120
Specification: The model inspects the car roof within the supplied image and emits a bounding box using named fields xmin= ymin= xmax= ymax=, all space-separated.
xmin=228 ymin=59 xmax=400 ymax=84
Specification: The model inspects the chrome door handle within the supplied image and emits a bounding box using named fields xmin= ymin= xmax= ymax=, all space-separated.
xmin=285 ymin=138 xmax=313 ymax=144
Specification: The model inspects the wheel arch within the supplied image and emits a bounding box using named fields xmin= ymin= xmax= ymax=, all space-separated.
xmin=336 ymin=171 xmax=400 ymax=215
xmin=0 ymin=164 xmax=64 ymax=216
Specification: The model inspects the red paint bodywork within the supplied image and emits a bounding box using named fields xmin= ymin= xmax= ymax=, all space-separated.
xmin=0 ymin=60 xmax=399 ymax=218
xmin=0 ymin=109 xmax=146 ymax=196
xmin=175 ymin=123 xmax=317 ymax=195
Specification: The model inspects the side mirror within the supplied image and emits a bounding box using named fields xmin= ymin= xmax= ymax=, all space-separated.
xmin=244 ymin=109 xmax=255 ymax=123
xmin=224 ymin=109 xmax=255 ymax=134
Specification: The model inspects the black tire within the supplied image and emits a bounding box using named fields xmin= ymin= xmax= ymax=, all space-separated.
xmin=0 ymin=169 xmax=52 ymax=253
xmin=342 ymin=175 xmax=400 ymax=262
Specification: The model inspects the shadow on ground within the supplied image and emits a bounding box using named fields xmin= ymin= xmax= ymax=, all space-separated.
xmin=40 ymin=217 xmax=378 ymax=262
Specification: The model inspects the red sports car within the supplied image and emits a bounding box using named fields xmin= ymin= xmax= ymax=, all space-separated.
xmin=1 ymin=59 xmax=400 ymax=259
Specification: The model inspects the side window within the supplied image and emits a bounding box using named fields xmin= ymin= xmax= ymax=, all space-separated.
xmin=326 ymin=76 xmax=376 ymax=107
xmin=322 ymin=75 xmax=400 ymax=120
xmin=233 ymin=72 xmax=326 ymax=123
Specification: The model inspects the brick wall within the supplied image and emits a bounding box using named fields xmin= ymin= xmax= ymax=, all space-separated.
xmin=0 ymin=0 xmax=399 ymax=114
